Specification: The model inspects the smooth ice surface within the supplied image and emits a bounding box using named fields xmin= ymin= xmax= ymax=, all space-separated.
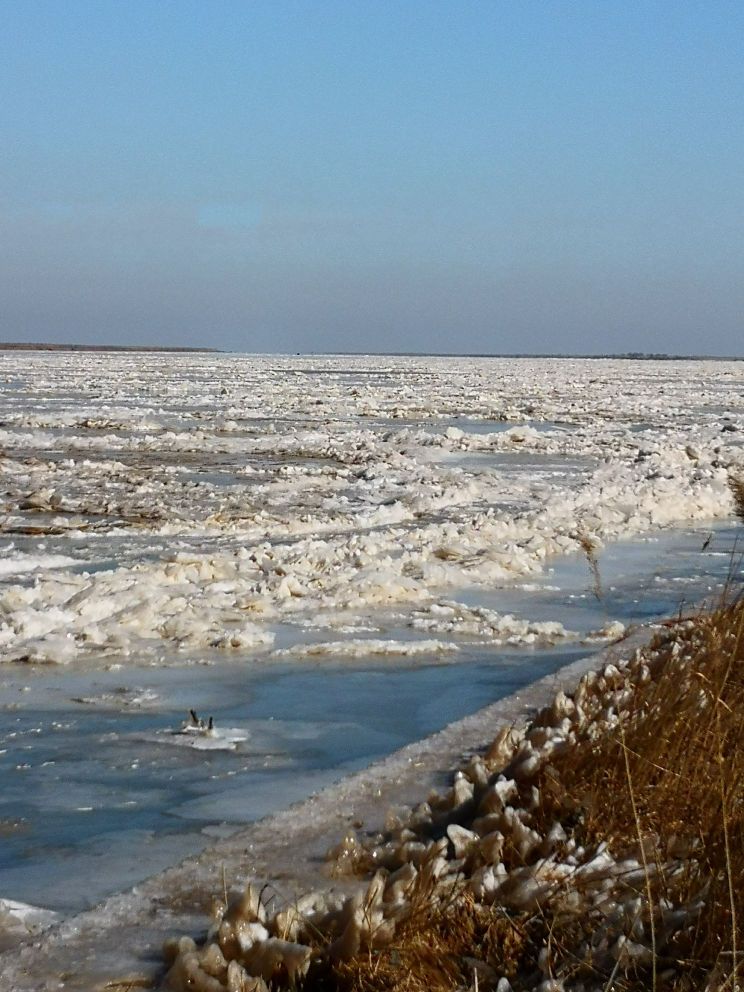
xmin=0 ymin=353 xmax=742 ymax=929
xmin=2 ymin=645 xmax=593 ymax=912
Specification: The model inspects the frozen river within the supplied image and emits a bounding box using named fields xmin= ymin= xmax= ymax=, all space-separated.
xmin=0 ymin=352 xmax=743 ymax=939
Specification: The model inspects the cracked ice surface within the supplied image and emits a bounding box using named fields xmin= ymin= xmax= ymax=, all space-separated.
xmin=0 ymin=352 xmax=742 ymax=666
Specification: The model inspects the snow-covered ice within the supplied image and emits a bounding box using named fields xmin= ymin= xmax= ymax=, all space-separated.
xmin=0 ymin=352 xmax=741 ymax=667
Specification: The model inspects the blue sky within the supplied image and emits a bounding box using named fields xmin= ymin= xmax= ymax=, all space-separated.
xmin=1 ymin=1 xmax=743 ymax=354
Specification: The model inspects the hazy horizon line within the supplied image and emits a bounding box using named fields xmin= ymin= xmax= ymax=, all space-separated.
xmin=1 ymin=342 xmax=742 ymax=361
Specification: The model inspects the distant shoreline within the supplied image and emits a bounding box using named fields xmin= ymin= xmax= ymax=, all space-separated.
xmin=0 ymin=343 xmax=220 ymax=353
xmin=0 ymin=344 xmax=740 ymax=360
xmin=321 ymin=350 xmax=744 ymax=361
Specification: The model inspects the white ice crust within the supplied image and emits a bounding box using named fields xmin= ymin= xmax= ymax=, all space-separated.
xmin=0 ymin=897 xmax=59 ymax=932
xmin=0 ymin=353 xmax=741 ymax=666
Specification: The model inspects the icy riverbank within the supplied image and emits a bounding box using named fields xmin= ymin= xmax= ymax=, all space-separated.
xmin=163 ymin=596 xmax=744 ymax=992
xmin=0 ymin=353 xmax=743 ymax=985
xmin=0 ymin=523 xmax=740 ymax=927
xmin=0 ymin=627 xmax=662 ymax=990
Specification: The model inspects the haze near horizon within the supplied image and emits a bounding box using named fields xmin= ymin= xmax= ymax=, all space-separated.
xmin=2 ymin=1 xmax=743 ymax=356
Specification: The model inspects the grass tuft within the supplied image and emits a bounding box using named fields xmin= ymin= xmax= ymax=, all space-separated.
xmin=729 ymin=475 xmax=744 ymax=526
xmin=578 ymin=531 xmax=604 ymax=602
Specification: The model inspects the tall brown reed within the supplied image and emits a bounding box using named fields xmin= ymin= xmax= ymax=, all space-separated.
xmin=534 ymin=596 xmax=744 ymax=990
xmin=730 ymin=476 xmax=744 ymax=526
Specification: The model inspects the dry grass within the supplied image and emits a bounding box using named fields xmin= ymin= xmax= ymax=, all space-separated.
xmin=578 ymin=532 xmax=604 ymax=602
xmin=535 ymin=594 xmax=744 ymax=991
xmin=316 ymin=894 xmax=528 ymax=992
xmin=730 ymin=476 xmax=744 ymax=526
xmin=306 ymin=595 xmax=744 ymax=992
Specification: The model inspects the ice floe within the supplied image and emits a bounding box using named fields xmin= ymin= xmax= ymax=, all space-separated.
xmin=0 ymin=353 xmax=742 ymax=667
xmin=0 ymin=897 xmax=58 ymax=943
